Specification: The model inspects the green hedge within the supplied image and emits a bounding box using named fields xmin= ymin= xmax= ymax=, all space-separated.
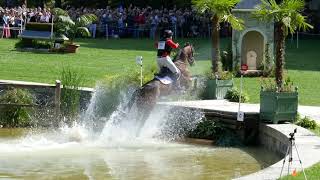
xmin=0 ymin=88 xmax=35 ymax=128
xmin=26 ymin=23 xmax=53 ymax=32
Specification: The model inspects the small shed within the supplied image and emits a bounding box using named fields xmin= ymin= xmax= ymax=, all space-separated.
xmin=232 ymin=0 xmax=274 ymax=71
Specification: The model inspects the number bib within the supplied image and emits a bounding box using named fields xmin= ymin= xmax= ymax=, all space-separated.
xmin=157 ymin=41 xmax=166 ymax=50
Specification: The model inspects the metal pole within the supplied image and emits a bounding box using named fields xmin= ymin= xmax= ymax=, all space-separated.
xmin=238 ymin=74 xmax=243 ymax=113
xmin=140 ymin=58 xmax=143 ymax=87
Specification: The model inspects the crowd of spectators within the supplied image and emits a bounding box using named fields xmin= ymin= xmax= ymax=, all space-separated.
xmin=0 ymin=5 xmax=52 ymax=38
xmin=66 ymin=5 xmax=222 ymax=39
xmin=1 ymin=4 xmax=320 ymax=39
xmin=0 ymin=5 xmax=229 ymax=39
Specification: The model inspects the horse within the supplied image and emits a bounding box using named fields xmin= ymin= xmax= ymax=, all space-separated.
xmin=124 ymin=43 xmax=195 ymax=134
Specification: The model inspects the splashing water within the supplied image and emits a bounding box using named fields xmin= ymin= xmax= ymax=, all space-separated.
xmin=88 ymin=85 xmax=204 ymax=146
xmin=0 ymin=84 xmax=204 ymax=151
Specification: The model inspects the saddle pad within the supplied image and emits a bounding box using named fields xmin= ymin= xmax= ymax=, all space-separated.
xmin=155 ymin=76 xmax=173 ymax=85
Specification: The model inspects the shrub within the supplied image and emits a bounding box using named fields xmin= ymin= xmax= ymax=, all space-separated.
xmin=296 ymin=116 xmax=317 ymax=130
xmin=260 ymin=76 xmax=296 ymax=92
xmin=188 ymin=118 xmax=225 ymax=140
xmin=15 ymin=39 xmax=52 ymax=49
xmin=260 ymin=43 xmax=275 ymax=77
xmin=0 ymin=88 xmax=35 ymax=128
xmin=225 ymin=88 xmax=249 ymax=103
xmin=60 ymin=66 xmax=84 ymax=121
xmin=205 ymin=70 xmax=233 ymax=80
xmin=221 ymin=43 xmax=233 ymax=72
xmin=26 ymin=23 xmax=52 ymax=31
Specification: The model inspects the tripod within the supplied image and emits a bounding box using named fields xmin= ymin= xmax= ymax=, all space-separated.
xmin=279 ymin=128 xmax=307 ymax=180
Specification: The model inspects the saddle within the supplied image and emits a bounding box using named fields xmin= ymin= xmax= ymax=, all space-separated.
xmin=154 ymin=67 xmax=179 ymax=85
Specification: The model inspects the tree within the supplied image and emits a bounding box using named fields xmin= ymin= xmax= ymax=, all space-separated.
xmin=52 ymin=8 xmax=97 ymax=43
xmin=193 ymin=0 xmax=244 ymax=76
xmin=253 ymin=0 xmax=312 ymax=90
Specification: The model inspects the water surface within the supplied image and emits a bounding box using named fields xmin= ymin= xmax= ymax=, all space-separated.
xmin=0 ymin=128 xmax=280 ymax=180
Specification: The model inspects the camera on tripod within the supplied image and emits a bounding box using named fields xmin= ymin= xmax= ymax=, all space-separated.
xmin=280 ymin=128 xmax=307 ymax=180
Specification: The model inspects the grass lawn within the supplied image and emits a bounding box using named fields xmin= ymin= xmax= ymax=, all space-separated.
xmin=0 ymin=38 xmax=319 ymax=105
xmin=280 ymin=163 xmax=320 ymax=180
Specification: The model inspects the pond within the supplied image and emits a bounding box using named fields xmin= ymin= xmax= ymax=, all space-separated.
xmin=0 ymin=128 xmax=280 ymax=180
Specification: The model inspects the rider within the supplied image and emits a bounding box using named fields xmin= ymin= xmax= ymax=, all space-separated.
xmin=156 ymin=29 xmax=181 ymax=83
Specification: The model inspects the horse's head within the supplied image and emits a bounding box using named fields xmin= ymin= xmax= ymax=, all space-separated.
xmin=182 ymin=42 xmax=195 ymax=66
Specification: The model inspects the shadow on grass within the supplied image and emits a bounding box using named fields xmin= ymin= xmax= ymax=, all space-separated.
xmin=12 ymin=48 xmax=72 ymax=55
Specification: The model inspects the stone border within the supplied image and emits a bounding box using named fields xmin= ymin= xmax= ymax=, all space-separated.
xmin=235 ymin=124 xmax=320 ymax=180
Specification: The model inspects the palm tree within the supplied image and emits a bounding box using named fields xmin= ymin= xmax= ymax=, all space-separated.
xmin=193 ymin=0 xmax=244 ymax=76
xmin=253 ymin=0 xmax=312 ymax=90
xmin=52 ymin=8 xmax=97 ymax=43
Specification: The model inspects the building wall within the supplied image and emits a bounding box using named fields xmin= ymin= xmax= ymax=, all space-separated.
xmin=232 ymin=10 xmax=274 ymax=70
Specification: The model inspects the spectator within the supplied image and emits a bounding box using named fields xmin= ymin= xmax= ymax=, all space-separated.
xmin=2 ymin=11 xmax=11 ymax=38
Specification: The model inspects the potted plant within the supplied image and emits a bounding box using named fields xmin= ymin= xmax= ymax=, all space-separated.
xmin=253 ymin=0 xmax=312 ymax=124
xmin=260 ymin=77 xmax=298 ymax=124
xmin=204 ymin=70 xmax=234 ymax=100
xmin=52 ymin=8 xmax=97 ymax=53
xmin=193 ymin=0 xmax=244 ymax=99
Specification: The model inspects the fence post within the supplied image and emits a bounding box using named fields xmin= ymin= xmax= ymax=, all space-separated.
xmin=20 ymin=14 xmax=23 ymax=35
xmin=55 ymin=80 xmax=61 ymax=119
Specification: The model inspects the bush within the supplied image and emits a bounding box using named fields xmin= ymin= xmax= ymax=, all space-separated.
xmin=260 ymin=43 xmax=275 ymax=77
xmin=205 ymin=70 xmax=233 ymax=80
xmin=0 ymin=88 xmax=35 ymax=128
xmin=225 ymin=88 xmax=249 ymax=103
xmin=296 ymin=116 xmax=317 ymax=130
xmin=188 ymin=119 xmax=225 ymax=140
xmin=260 ymin=76 xmax=296 ymax=92
xmin=15 ymin=39 xmax=52 ymax=49
xmin=60 ymin=66 xmax=84 ymax=121
xmin=221 ymin=43 xmax=233 ymax=71
xmin=26 ymin=23 xmax=53 ymax=31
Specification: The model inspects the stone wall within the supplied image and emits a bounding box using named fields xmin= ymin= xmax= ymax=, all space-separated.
xmin=0 ymin=81 xmax=94 ymax=115
xmin=259 ymin=123 xmax=289 ymax=156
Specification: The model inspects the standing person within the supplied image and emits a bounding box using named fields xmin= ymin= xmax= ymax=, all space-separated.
xmin=156 ymin=29 xmax=181 ymax=85
xmin=149 ymin=14 xmax=157 ymax=39
xmin=2 ymin=11 xmax=11 ymax=38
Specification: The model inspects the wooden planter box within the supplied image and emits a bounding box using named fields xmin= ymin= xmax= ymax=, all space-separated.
xmin=260 ymin=90 xmax=298 ymax=124
xmin=205 ymin=79 xmax=233 ymax=99
xmin=65 ymin=44 xmax=80 ymax=53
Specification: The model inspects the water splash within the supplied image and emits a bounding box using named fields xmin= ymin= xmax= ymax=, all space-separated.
xmin=91 ymin=85 xmax=204 ymax=145
xmin=0 ymin=84 xmax=204 ymax=153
